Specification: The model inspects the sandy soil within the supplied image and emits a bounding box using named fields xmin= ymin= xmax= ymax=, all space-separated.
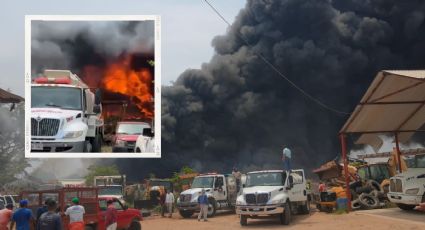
xmin=140 ymin=208 xmax=425 ymax=230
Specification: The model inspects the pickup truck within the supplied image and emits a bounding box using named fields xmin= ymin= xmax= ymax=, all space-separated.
xmin=387 ymin=154 xmax=425 ymax=210
xmin=21 ymin=187 xmax=142 ymax=230
xmin=236 ymin=169 xmax=310 ymax=226
xmin=176 ymin=173 xmax=238 ymax=218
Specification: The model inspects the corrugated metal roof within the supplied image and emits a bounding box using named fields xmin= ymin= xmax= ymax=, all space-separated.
xmin=0 ymin=88 xmax=24 ymax=103
xmin=340 ymin=70 xmax=425 ymax=150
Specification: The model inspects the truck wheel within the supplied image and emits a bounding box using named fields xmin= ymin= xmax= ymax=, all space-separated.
xmin=207 ymin=199 xmax=217 ymax=217
xmin=299 ymin=199 xmax=310 ymax=214
xmin=280 ymin=201 xmax=291 ymax=225
xmin=179 ymin=210 xmax=194 ymax=218
xmin=91 ymin=133 xmax=102 ymax=152
xmin=351 ymin=199 xmax=361 ymax=210
xmin=240 ymin=215 xmax=248 ymax=226
xmin=128 ymin=220 xmax=142 ymax=230
xmin=396 ymin=203 xmax=416 ymax=210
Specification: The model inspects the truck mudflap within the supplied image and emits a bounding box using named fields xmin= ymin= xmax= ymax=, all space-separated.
xmin=30 ymin=141 xmax=84 ymax=152
xmin=387 ymin=193 xmax=423 ymax=205
xmin=177 ymin=202 xmax=199 ymax=211
xmin=236 ymin=205 xmax=284 ymax=215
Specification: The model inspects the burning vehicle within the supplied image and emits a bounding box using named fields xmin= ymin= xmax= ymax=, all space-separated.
xmin=31 ymin=69 xmax=103 ymax=152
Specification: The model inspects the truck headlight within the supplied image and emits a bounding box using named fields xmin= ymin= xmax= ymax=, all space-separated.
xmin=269 ymin=199 xmax=281 ymax=204
xmin=405 ymin=188 xmax=419 ymax=195
xmin=116 ymin=140 xmax=126 ymax=146
xmin=63 ymin=130 xmax=84 ymax=139
xmin=236 ymin=200 xmax=246 ymax=205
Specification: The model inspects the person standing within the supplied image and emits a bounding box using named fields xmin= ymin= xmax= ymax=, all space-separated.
xmin=159 ymin=189 xmax=166 ymax=217
xmin=105 ymin=200 xmax=117 ymax=230
xmin=282 ymin=145 xmax=292 ymax=171
xmin=37 ymin=199 xmax=62 ymax=230
xmin=10 ymin=200 xmax=33 ymax=230
xmin=0 ymin=204 xmax=14 ymax=230
xmin=232 ymin=167 xmax=242 ymax=193
xmin=165 ymin=190 xmax=174 ymax=218
xmin=197 ymin=189 xmax=208 ymax=222
xmin=36 ymin=199 xmax=50 ymax=228
xmin=64 ymin=198 xmax=85 ymax=230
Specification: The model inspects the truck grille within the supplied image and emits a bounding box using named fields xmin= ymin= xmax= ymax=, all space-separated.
xmin=390 ymin=179 xmax=402 ymax=192
xmin=31 ymin=118 xmax=60 ymax=136
xmin=180 ymin=194 xmax=192 ymax=202
xmin=245 ymin=193 xmax=269 ymax=205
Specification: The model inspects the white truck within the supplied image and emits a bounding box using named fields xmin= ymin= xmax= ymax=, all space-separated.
xmin=31 ymin=69 xmax=103 ymax=152
xmin=176 ymin=173 xmax=238 ymax=218
xmin=134 ymin=127 xmax=154 ymax=153
xmin=387 ymin=154 xmax=425 ymax=210
xmin=236 ymin=169 xmax=310 ymax=226
xmin=94 ymin=175 xmax=127 ymax=203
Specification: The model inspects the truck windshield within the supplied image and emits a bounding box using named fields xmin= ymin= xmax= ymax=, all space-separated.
xmin=411 ymin=155 xmax=425 ymax=168
xmin=32 ymin=86 xmax=82 ymax=110
xmin=246 ymin=172 xmax=285 ymax=187
xmin=99 ymin=186 xmax=123 ymax=196
xmin=191 ymin=177 xmax=214 ymax=188
xmin=117 ymin=123 xmax=149 ymax=135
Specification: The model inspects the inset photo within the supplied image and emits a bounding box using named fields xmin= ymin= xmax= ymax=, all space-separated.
xmin=25 ymin=15 xmax=161 ymax=158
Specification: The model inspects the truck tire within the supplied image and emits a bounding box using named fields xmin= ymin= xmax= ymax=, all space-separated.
xmin=299 ymin=199 xmax=310 ymax=214
xmin=366 ymin=180 xmax=382 ymax=192
xmin=359 ymin=193 xmax=379 ymax=209
xmin=280 ymin=201 xmax=291 ymax=225
xmin=351 ymin=199 xmax=361 ymax=210
xmin=207 ymin=198 xmax=217 ymax=217
xmin=396 ymin=203 xmax=416 ymax=211
xmin=128 ymin=220 xmax=142 ymax=230
xmin=91 ymin=133 xmax=102 ymax=152
xmin=179 ymin=210 xmax=194 ymax=218
xmin=240 ymin=215 xmax=248 ymax=226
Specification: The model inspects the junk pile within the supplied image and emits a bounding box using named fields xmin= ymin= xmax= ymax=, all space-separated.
xmin=349 ymin=180 xmax=386 ymax=210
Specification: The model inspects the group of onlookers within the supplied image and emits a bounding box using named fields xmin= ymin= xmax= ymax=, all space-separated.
xmin=0 ymin=197 xmax=118 ymax=230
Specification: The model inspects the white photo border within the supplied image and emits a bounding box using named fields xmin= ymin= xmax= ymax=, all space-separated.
xmin=25 ymin=15 xmax=161 ymax=158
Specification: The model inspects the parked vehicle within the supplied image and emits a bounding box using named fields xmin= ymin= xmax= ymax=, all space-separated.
xmin=31 ymin=69 xmax=103 ymax=152
xmin=177 ymin=173 xmax=238 ymax=218
xmin=94 ymin=175 xmax=126 ymax=203
xmin=387 ymin=154 xmax=425 ymax=210
xmin=236 ymin=169 xmax=310 ymax=226
xmin=134 ymin=127 xmax=154 ymax=153
xmin=0 ymin=195 xmax=17 ymax=209
xmin=20 ymin=187 xmax=142 ymax=230
xmin=112 ymin=121 xmax=150 ymax=152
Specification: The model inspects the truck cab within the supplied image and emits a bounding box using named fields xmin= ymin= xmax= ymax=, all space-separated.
xmin=176 ymin=173 xmax=238 ymax=218
xmin=236 ymin=169 xmax=310 ymax=226
xmin=31 ymin=69 xmax=103 ymax=152
xmin=387 ymin=154 xmax=425 ymax=210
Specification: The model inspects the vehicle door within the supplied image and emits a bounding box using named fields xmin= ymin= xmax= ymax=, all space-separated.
xmin=288 ymin=170 xmax=306 ymax=202
xmin=213 ymin=176 xmax=226 ymax=201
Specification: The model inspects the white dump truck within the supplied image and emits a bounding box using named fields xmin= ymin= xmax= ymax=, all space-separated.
xmin=94 ymin=175 xmax=127 ymax=203
xmin=236 ymin=169 xmax=310 ymax=226
xmin=387 ymin=154 xmax=425 ymax=210
xmin=31 ymin=69 xmax=103 ymax=152
xmin=176 ymin=173 xmax=238 ymax=218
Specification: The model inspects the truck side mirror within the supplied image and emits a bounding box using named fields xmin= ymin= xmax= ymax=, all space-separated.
xmin=93 ymin=105 xmax=101 ymax=114
xmin=142 ymin=128 xmax=154 ymax=137
xmin=95 ymin=89 xmax=102 ymax=105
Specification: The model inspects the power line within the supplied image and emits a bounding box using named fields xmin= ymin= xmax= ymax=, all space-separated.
xmin=203 ymin=0 xmax=351 ymax=116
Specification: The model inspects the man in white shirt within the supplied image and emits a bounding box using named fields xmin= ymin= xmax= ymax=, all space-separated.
xmin=165 ymin=190 xmax=175 ymax=218
xmin=282 ymin=145 xmax=292 ymax=171
xmin=65 ymin=197 xmax=85 ymax=230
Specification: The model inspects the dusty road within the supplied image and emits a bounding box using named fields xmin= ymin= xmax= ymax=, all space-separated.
xmin=141 ymin=208 xmax=425 ymax=230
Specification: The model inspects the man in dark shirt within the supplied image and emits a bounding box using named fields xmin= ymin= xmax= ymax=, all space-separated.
xmin=36 ymin=199 xmax=50 ymax=228
xmin=105 ymin=200 xmax=117 ymax=230
xmin=37 ymin=200 xmax=62 ymax=230
xmin=159 ymin=189 xmax=166 ymax=217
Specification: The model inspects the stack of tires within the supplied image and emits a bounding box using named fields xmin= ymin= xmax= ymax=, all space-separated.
xmin=351 ymin=180 xmax=385 ymax=210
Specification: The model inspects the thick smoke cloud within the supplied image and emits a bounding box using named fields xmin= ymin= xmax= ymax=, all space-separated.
xmin=31 ymin=20 xmax=154 ymax=75
xmin=117 ymin=0 xmax=425 ymax=179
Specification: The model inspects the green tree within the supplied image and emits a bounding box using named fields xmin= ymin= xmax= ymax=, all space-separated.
xmin=84 ymin=165 xmax=120 ymax=185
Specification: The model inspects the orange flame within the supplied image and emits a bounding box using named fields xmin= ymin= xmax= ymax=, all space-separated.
xmin=102 ymin=55 xmax=154 ymax=119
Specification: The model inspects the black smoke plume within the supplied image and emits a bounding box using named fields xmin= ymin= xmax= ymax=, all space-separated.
xmin=119 ymin=0 xmax=425 ymax=180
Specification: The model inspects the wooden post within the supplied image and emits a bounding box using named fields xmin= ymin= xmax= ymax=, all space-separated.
xmin=395 ymin=133 xmax=403 ymax=173
xmin=340 ymin=133 xmax=351 ymax=212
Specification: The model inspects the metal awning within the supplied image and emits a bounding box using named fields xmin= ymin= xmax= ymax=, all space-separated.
xmin=0 ymin=88 xmax=24 ymax=103
xmin=340 ymin=70 xmax=425 ymax=150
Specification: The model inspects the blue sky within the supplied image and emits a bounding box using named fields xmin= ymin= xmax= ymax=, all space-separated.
xmin=0 ymin=0 xmax=245 ymax=96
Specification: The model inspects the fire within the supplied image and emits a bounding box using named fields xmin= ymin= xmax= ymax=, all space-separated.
xmin=102 ymin=55 xmax=154 ymax=119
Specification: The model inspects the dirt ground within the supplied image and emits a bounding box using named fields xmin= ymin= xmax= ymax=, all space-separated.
xmin=140 ymin=208 xmax=425 ymax=230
